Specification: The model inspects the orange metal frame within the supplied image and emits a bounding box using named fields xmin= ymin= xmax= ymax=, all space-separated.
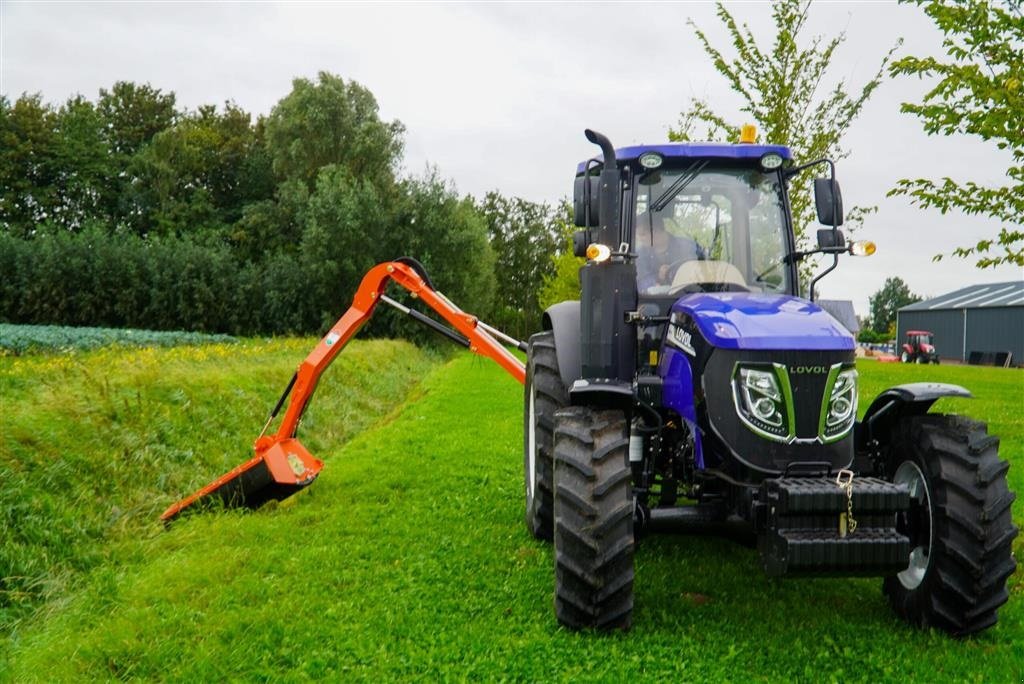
xmin=160 ymin=261 xmax=525 ymax=521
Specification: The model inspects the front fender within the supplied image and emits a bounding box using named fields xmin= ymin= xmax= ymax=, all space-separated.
xmin=542 ymin=300 xmax=581 ymax=389
xmin=856 ymin=382 xmax=973 ymax=450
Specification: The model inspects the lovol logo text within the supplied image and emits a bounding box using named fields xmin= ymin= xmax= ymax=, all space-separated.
xmin=668 ymin=324 xmax=696 ymax=355
xmin=790 ymin=365 xmax=828 ymax=374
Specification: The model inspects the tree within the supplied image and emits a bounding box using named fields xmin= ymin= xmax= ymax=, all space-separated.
xmin=96 ymin=81 xmax=177 ymax=158
xmin=389 ymin=171 xmax=496 ymax=325
xmin=128 ymin=103 xmax=273 ymax=238
xmin=52 ymin=96 xmax=113 ymax=233
xmin=889 ymin=0 xmax=1024 ymax=268
xmin=670 ymin=0 xmax=899 ymax=258
xmin=538 ymin=208 xmax=584 ymax=311
xmin=0 ymin=94 xmax=59 ymax=236
xmin=869 ymin=276 xmax=922 ymax=334
xmin=265 ymin=72 xmax=404 ymax=192
xmin=477 ymin=192 xmax=560 ymax=338
xmin=96 ymin=82 xmax=178 ymax=230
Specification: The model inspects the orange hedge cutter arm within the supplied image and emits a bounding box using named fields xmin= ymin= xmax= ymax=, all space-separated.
xmin=160 ymin=259 xmax=526 ymax=522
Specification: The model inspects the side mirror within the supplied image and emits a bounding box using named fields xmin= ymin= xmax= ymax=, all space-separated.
xmin=814 ymin=178 xmax=844 ymax=226
xmin=573 ymin=175 xmax=600 ymax=227
xmin=572 ymin=230 xmax=590 ymax=258
xmin=817 ymin=228 xmax=846 ymax=250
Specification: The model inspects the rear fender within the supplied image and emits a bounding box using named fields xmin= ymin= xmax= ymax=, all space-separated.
xmin=856 ymin=382 xmax=972 ymax=451
xmin=542 ymin=300 xmax=581 ymax=389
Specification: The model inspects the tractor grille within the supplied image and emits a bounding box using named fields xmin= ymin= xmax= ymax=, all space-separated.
xmin=702 ymin=348 xmax=857 ymax=475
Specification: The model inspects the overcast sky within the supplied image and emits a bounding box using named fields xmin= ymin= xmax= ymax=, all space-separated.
xmin=2 ymin=0 xmax=1021 ymax=317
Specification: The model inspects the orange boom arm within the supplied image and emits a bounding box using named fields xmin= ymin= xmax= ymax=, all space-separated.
xmin=161 ymin=259 xmax=526 ymax=522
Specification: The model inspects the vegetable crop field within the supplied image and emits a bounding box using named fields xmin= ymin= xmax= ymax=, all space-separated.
xmin=0 ymin=324 xmax=236 ymax=356
xmin=1 ymin=342 xmax=1021 ymax=681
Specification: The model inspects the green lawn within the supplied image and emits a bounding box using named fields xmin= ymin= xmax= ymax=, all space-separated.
xmin=2 ymin=349 xmax=1022 ymax=681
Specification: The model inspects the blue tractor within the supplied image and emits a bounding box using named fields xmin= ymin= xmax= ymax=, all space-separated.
xmin=161 ymin=126 xmax=1016 ymax=639
xmin=523 ymin=129 xmax=1017 ymax=636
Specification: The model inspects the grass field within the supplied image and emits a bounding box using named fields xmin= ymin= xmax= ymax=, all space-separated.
xmin=2 ymin=346 xmax=1021 ymax=681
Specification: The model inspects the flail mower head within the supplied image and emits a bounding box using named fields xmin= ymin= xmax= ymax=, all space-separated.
xmin=160 ymin=439 xmax=322 ymax=522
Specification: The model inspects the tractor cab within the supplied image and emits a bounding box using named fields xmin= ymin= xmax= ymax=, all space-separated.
xmin=575 ymin=139 xmax=799 ymax=301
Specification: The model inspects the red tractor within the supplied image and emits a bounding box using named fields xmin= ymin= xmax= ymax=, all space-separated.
xmin=901 ymin=330 xmax=939 ymax=364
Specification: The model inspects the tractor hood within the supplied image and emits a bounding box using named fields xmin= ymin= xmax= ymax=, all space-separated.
xmin=670 ymin=293 xmax=854 ymax=351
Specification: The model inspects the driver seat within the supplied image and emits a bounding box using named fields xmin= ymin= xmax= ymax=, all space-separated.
xmin=671 ymin=260 xmax=749 ymax=291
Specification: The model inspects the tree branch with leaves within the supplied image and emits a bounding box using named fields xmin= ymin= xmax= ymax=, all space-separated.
xmin=671 ymin=0 xmax=900 ymax=264
xmin=888 ymin=0 xmax=1023 ymax=268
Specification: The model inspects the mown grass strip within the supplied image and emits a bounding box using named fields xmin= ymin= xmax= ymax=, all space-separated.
xmin=3 ymin=356 xmax=1020 ymax=681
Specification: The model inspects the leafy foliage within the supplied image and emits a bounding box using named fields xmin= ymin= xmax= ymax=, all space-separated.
xmin=889 ymin=0 xmax=1024 ymax=268
xmin=0 ymin=74 xmax=521 ymax=339
xmin=538 ymin=208 xmax=585 ymax=310
xmin=869 ymin=276 xmax=922 ymax=334
xmin=265 ymin=72 xmax=404 ymax=192
xmin=478 ymin=192 xmax=560 ymax=338
xmin=669 ymin=0 xmax=898 ymax=267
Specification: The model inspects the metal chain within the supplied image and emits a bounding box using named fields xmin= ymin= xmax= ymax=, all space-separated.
xmin=836 ymin=469 xmax=858 ymax=537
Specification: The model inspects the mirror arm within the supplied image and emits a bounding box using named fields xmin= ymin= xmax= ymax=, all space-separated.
xmin=786 ymin=243 xmax=847 ymax=264
xmin=783 ymin=157 xmax=833 ymax=179
xmin=808 ymin=252 xmax=840 ymax=303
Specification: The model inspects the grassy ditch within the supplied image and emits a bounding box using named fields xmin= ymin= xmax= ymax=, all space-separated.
xmin=3 ymin=354 xmax=1022 ymax=680
xmin=0 ymin=338 xmax=438 ymax=636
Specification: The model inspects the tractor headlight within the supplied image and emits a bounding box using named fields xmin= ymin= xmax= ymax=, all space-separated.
xmin=733 ymin=364 xmax=794 ymax=442
xmin=820 ymin=367 xmax=858 ymax=442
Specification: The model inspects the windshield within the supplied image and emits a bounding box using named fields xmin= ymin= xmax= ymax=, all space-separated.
xmin=634 ymin=165 xmax=792 ymax=296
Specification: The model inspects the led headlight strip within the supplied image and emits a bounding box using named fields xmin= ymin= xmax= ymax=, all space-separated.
xmin=732 ymin=362 xmax=795 ymax=443
xmin=819 ymin=365 xmax=858 ymax=443
xmin=732 ymin=362 xmax=857 ymax=444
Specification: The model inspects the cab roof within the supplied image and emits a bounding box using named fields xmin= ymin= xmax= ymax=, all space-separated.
xmin=575 ymin=142 xmax=792 ymax=175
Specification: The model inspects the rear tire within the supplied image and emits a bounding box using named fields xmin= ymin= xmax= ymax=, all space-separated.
xmin=553 ymin=406 xmax=634 ymax=630
xmin=523 ymin=332 xmax=567 ymax=542
xmin=901 ymin=351 xmax=910 ymax=363
xmin=914 ymin=355 xmax=926 ymax=364
xmin=883 ymin=415 xmax=1018 ymax=636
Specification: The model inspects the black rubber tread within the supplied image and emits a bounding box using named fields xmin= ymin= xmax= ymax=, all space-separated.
xmin=523 ymin=332 xmax=568 ymax=542
xmin=553 ymin=406 xmax=634 ymax=631
xmin=883 ymin=414 xmax=1018 ymax=637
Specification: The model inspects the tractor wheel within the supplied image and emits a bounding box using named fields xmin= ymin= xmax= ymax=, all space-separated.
xmin=900 ymin=351 xmax=910 ymax=363
xmin=553 ymin=406 xmax=634 ymax=630
xmin=914 ymin=355 xmax=926 ymax=364
xmin=523 ymin=331 xmax=567 ymax=542
xmin=883 ymin=415 xmax=1018 ymax=636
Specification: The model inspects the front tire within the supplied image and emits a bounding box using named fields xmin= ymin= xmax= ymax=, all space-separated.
xmin=523 ymin=332 xmax=567 ymax=542
xmin=883 ymin=415 xmax=1018 ymax=636
xmin=901 ymin=351 xmax=910 ymax=363
xmin=553 ymin=406 xmax=634 ymax=630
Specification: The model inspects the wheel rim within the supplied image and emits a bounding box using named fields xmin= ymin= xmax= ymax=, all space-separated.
xmin=527 ymin=382 xmax=537 ymax=499
xmin=894 ymin=460 xmax=933 ymax=590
